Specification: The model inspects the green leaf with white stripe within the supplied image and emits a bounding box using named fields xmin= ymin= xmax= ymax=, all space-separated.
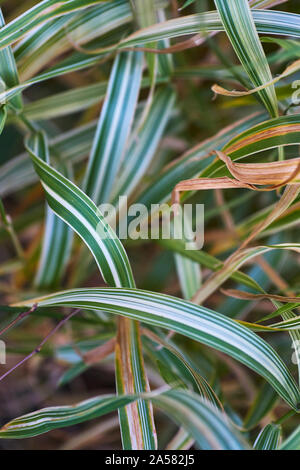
xmin=0 ymin=9 xmax=22 ymax=112
xmin=173 ymin=210 xmax=202 ymax=300
xmin=0 ymin=394 xmax=135 ymax=439
xmin=84 ymin=51 xmax=143 ymax=204
xmin=35 ymin=171 xmax=73 ymax=290
xmin=25 ymin=131 xmax=156 ymax=450
xmin=214 ymin=0 xmax=278 ymax=117
xmin=152 ymin=390 xmax=249 ymax=450
xmin=16 ymin=1 xmax=131 ymax=81
xmin=25 ymin=131 xmax=135 ymax=289
xmin=111 ymin=86 xmax=176 ymax=203
xmin=0 ymin=0 xmax=106 ymax=51
xmin=118 ymin=10 xmax=300 ymax=48
xmin=14 ymin=287 xmax=300 ymax=411
xmin=0 ymin=389 xmax=249 ymax=449
xmin=254 ymin=423 xmax=281 ymax=450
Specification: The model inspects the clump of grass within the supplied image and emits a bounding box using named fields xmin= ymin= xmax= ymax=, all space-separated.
xmin=0 ymin=0 xmax=300 ymax=451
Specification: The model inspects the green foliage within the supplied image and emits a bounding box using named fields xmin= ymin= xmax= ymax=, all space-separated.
xmin=0 ymin=0 xmax=300 ymax=451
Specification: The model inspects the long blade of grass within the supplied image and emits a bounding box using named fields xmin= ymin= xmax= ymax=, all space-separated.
xmin=0 ymin=389 xmax=248 ymax=449
xmin=0 ymin=9 xmax=22 ymax=112
xmin=14 ymin=287 xmax=300 ymax=410
xmin=0 ymin=0 xmax=105 ymax=50
xmin=151 ymin=390 xmax=249 ymax=450
xmin=25 ymin=130 xmax=156 ymax=449
xmin=0 ymin=394 xmax=135 ymax=439
xmin=16 ymin=0 xmax=131 ymax=80
xmin=142 ymin=328 xmax=221 ymax=408
xmin=25 ymin=130 xmax=135 ymax=289
xmin=214 ymin=0 xmax=278 ymax=117
xmin=254 ymin=423 xmax=281 ymax=449
xmin=111 ymin=86 xmax=175 ymax=203
xmin=84 ymin=51 xmax=143 ymax=204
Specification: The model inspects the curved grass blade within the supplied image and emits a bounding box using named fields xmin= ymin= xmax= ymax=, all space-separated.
xmin=25 ymin=131 xmax=135 ymax=288
xmin=0 ymin=0 xmax=104 ymax=51
xmin=254 ymin=423 xmax=281 ymax=449
xmin=29 ymin=127 xmax=73 ymax=290
xmin=111 ymin=86 xmax=176 ymax=203
xmin=25 ymin=131 xmax=156 ymax=449
xmin=142 ymin=328 xmax=221 ymax=408
xmin=84 ymin=51 xmax=143 ymax=204
xmin=0 ymin=389 xmax=247 ymax=449
xmin=0 ymin=121 xmax=97 ymax=197
xmin=0 ymin=394 xmax=135 ymax=439
xmin=16 ymin=0 xmax=131 ymax=81
xmin=35 ymin=175 xmax=73 ymax=290
xmin=0 ymin=9 xmax=22 ymax=112
xmin=14 ymin=287 xmax=300 ymax=410
xmin=118 ymin=10 xmax=300 ymax=48
xmin=214 ymin=0 xmax=278 ymax=117
xmin=151 ymin=390 xmax=249 ymax=450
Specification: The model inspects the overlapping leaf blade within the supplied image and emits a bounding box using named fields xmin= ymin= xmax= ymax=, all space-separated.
xmin=14 ymin=287 xmax=300 ymax=410
xmin=0 ymin=389 xmax=248 ymax=449
xmin=214 ymin=0 xmax=278 ymax=117
xmin=84 ymin=51 xmax=143 ymax=204
xmin=25 ymin=131 xmax=135 ymax=288
xmin=254 ymin=423 xmax=281 ymax=450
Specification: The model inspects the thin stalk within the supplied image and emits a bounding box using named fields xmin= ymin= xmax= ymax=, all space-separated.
xmin=0 ymin=308 xmax=81 ymax=383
